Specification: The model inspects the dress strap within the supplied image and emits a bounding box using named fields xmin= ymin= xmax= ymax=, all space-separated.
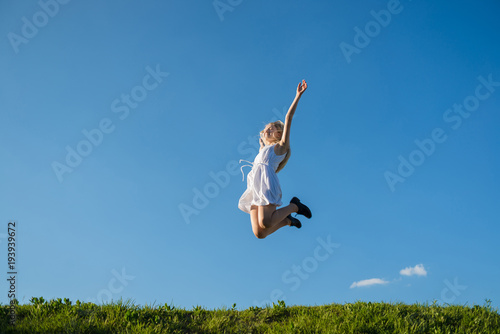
xmin=239 ymin=159 xmax=253 ymax=181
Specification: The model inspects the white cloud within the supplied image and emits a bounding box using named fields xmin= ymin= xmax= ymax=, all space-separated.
xmin=350 ymin=278 xmax=389 ymax=288
xmin=400 ymin=264 xmax=427 ymax=277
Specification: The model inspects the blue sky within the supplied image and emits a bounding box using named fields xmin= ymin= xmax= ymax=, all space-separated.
xmin=1 ymin=0 xmax=499 ymax=310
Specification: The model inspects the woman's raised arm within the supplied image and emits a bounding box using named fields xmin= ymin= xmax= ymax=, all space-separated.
xmin=279 ymin=80 xmax=307 ymax=148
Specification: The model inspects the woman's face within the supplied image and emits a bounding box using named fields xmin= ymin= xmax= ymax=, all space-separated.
xmin=262 ymin=124 xmax=281 ymax=143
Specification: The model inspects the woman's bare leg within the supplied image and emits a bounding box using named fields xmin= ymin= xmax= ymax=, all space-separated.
xmin=250 ymin=206 xmax=266 ymax=239
xmin=259 ymin=217 xmax=291 ymax=238
xmin=249 ymin=204 xmax=299 ymax=239
xmin=258 ymin=204 xmax=298 ymax=229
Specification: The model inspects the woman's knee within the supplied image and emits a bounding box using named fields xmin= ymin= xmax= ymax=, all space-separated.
xmin=253 ymin=227 xmax=267 ymax=239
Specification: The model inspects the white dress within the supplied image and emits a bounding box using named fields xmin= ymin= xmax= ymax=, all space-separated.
xmin=238 ymin=145 xmax=287 ymax=213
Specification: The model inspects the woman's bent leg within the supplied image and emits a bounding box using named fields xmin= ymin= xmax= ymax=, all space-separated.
xmin=258 ymin=204 xmax=297 ymax=229
xmin=259 ymin=218 xmax=291 ymax=238
xmin=247 ymin=204 xmax=295 ymax=239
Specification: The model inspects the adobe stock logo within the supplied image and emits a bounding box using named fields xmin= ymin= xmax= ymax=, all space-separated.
xmin=339 ymin=0 xmax=411 ymax=64
xmin=213 ymin=0 xmax=243 ymax=21
xmin=385 ymin=74 xmax=499 ymax=192
xmin=438 ymin=277 xmax=467 ymax=304
xmin=86 ymin=268 xmax=135 ymax=304
xmin=254 ymin=235 xmax=340 ymax=307
xmin=7 ymin=0 xmax=72 ymax=54
xmin=52 ymin=64 xmax=169 ymax=183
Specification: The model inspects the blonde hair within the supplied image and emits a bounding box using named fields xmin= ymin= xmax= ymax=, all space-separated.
xmin=260 ymin=120 xmax=291 ymax=173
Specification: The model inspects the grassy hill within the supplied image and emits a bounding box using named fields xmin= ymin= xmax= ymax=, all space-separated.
xmin=1 ymin=298 xmax=499 ymax=333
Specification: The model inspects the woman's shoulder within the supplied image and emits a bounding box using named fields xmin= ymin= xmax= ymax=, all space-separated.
xmin=273 ymin=143 xmax=288 ymax=156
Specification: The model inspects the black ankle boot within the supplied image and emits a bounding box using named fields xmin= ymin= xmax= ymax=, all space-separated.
xmin=290 ymin=197 xmax=312 ymax=219
xmin=287 ymin=214 xmax=302 ymax=228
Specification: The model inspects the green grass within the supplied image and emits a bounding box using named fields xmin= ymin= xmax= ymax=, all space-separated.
xmin=1 ymin=298 xmax=499 ymax=333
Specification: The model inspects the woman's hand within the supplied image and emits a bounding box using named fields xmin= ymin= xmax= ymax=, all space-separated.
xmin=259 ymin=134 xmax=265 ymax=149
xmin=296 ymin=79 xmax=308 ymax=96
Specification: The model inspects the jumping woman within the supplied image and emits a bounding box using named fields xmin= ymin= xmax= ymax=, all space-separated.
xmin=238 ymin=79 xmax=312 ymax=239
